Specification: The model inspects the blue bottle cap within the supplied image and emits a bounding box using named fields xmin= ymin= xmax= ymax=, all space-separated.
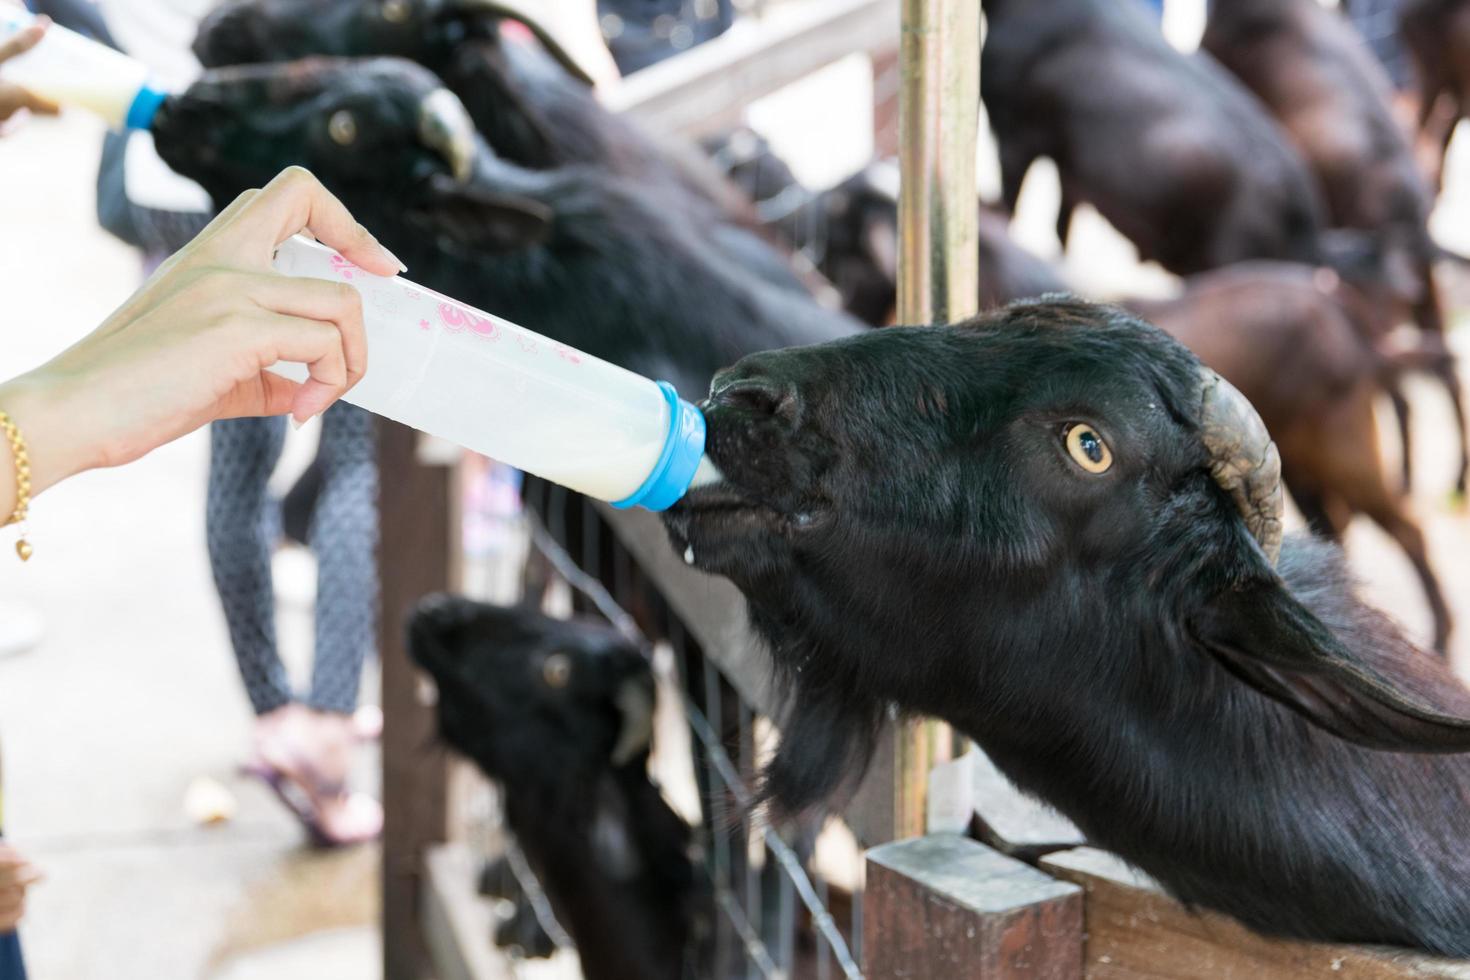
xmin=125 ymin=85 xmax=167 ymax=131
xmin=610 ymin=381 xmax=707 ymax=512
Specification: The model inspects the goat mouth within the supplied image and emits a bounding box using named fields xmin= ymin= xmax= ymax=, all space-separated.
xmin=664 ymin=480 xmax=825 ymax=572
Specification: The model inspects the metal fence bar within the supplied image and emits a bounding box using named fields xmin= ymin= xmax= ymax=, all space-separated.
xmin=501 ymin=839 xmax=576 ymax=951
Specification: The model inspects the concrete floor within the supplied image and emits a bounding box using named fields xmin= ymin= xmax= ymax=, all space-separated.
xmin=1 ymin=34 xmax=1469 ymax=980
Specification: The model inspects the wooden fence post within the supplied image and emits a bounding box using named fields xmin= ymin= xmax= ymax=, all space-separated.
xmin=864 ymin=835 xmax=1083 ymax=979
xmin=380 ymin=422 xmax=456 ymax=980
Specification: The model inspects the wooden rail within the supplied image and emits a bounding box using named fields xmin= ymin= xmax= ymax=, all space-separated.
xmin=1039 ymin=848 xmax=1470 ymax=980
xmin=605 ymin=0 xmax=900 ymax=138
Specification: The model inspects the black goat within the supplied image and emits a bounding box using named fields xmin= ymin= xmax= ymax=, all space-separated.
xmin=191 ymin=0 xmax=755 ymax=228
xmin=967 ymin=213 xmax=1454 ymax=650
xmin=981 ymin=0 xmax=1334 ymax=274
xmin=666 ymin=298 xmax=1470 ymax=955
xmin=1202 ymin=0 xmax=1469 ymax=495
xmin=190 ymin=2 xmax=818 ymax=302
xmin=409 ymin=597 xmax=707 ymax=980
xmin=150 ymin=58 xmax=862 ymax=399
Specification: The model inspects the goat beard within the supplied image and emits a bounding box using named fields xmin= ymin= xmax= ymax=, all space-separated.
xmin=757 ymin=659 xmax=887 ymax=820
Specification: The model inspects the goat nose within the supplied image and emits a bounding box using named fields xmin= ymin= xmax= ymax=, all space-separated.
xmin=413 ymin=592 xmax=466 ymax=625
xmin=711 ymin=377 xmax=800 ymax=424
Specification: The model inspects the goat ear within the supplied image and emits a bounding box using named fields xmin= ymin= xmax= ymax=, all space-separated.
xmin=408 ymin=174 xmax=552 ymax=254
xmin=1192 ymin=578 xmax=1470 ymax=752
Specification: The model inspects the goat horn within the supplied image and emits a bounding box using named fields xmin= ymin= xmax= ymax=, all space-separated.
xmin=443 ymin=0 xmax=597 ymax=87
xmin=1198 ymin=369 xmax=1283 ymax=566
xmin=610 ymin=675 xmax=655 ymax=767
xmin=418 ymin=88 xmax=478 ymax=183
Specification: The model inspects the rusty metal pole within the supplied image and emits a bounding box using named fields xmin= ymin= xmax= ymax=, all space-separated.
xmin=896 ymin=0 xmax=980 ymax=325
xmin=893 ymin=0 xmax=980 ymax=839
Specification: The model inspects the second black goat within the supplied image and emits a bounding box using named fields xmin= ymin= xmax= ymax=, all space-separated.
xmin=410 ymin=597 xmax=707 ymax=980
xmin=151 ymin=58 xmax=863 ymax=400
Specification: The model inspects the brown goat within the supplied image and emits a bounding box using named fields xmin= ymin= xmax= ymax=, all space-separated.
xmin=1203 ymin=0 xmax=1468 ymax=497
xmin=1400 ymin=0 xmax=1470 ymax=191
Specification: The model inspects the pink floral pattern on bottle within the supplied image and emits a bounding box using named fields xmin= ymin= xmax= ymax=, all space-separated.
xmin=438 ymin=302 xmax=502 ymax=341
xmin=555 ymin=345 xmax=583 ymax=365
xmin=437 ymin=302 xmax=470 ymax=333
xmin=330 ymin=254 xmax=360 ymax=280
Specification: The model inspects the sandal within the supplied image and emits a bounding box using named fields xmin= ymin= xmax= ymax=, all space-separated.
xmin=242 ymin=757 xmax=381 ymax=848
xmin=243 ymin=707 xmax=382 ymax=848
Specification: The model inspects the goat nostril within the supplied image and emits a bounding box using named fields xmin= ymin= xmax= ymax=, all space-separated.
xmin=714 ymin=379 xmax=799 ymax=423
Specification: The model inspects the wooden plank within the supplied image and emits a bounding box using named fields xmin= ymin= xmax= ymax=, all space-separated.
xmin=968 ymin=750 xmax=1084 ymax=862
xmin=381 ymin=423 xmax=455 ymax=980
xmin=844 ymin=719 xmax=898 ymax=847
xmin=864 ymin=835 xmax=1084 ymax=979
xmin=1039 ymin=848 xmax=1470 ymax=980
xmin=871 ymin=44 xmax=901 ymax=157
xmin=422 ymin=844 xmax=500 ymax=980
xmin=606 ymin=0 xmax=900 ymax=138
xmin=595 ymin=504 xmax=775 ymax=714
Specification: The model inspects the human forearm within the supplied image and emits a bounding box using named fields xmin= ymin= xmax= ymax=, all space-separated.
xmin=0 ymin=168 xmax=398 ymax=536
xmin=0 ymin=368 xmax=102 ymax=508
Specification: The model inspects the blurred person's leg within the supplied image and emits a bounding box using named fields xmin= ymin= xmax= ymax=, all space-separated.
xmin=0 ymin=931 xmax=23 ymax=980
xmin=1345 ymin=0 xmax=1414 ymax=92
xmin=305 ymin=402 xmax=379 ymax=717
xmin=1 ymin=746 xmax=26 ymax=980
xmin=1343 ymin=0 xmax=1445 ymax=177
xmin=258 ymin=402 xmax=382 ymax=846
xmin=207 ymin=416 xmax=292 ymax=716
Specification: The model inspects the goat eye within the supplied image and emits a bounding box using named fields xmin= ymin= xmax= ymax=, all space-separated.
xmin=381 ymin=0 xmax=411 ymax=23
xmin=1064 ymin=424 xmax=1113 ymax=474
xmin=541 ymin=652 xmax=572 ymax=689
xmin=328 ymin=109 xmax=358 ymax=146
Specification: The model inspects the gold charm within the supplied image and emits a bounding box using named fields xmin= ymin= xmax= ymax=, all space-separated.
xmin=15 ymin=539 xmax=31 ymax=562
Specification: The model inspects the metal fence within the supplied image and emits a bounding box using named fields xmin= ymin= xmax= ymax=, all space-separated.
xmin=481 ymin=476 xmax=865 ymax=980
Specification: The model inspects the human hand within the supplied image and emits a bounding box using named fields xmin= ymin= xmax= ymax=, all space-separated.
xmin=0 ymin=15 xmax=59 ymax=123
xmin=0 ymin=844 xmax=41 ymax=932
xmin=0 ymin=166 xmax=403 ymax=498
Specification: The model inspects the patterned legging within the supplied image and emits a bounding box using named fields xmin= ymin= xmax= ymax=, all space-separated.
xmin=206 ymin=404 xmax=379 ymax=716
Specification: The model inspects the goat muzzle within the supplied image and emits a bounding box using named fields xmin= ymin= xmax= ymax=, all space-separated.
xmin=1197 ymin=369 xmax=1283 ymax=566
xmin=418 ymin=87 xmax=477 ymax=182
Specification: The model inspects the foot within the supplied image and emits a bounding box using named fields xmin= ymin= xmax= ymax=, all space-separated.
xmin=249 ymin=705 xmax=382 ymax=846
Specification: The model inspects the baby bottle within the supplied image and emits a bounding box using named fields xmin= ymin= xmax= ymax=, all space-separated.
xmin=271 ymin=236 xmax=721 ymax=511
xmin=0 ymin=9 xmax=167 ymax=130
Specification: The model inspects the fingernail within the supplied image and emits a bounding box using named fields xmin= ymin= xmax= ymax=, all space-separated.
xmin=290 ymin=415 xmax=307 ymax=431
xmin=358 ymin=223 xmax=406 ymax=273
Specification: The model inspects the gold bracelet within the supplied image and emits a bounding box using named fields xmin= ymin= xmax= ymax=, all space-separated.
xmin=0 ymin=410 xmax=32 ymax=561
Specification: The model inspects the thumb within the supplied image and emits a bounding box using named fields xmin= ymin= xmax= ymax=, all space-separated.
xmin=20 ymin=88 xmax=57 ymax=115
